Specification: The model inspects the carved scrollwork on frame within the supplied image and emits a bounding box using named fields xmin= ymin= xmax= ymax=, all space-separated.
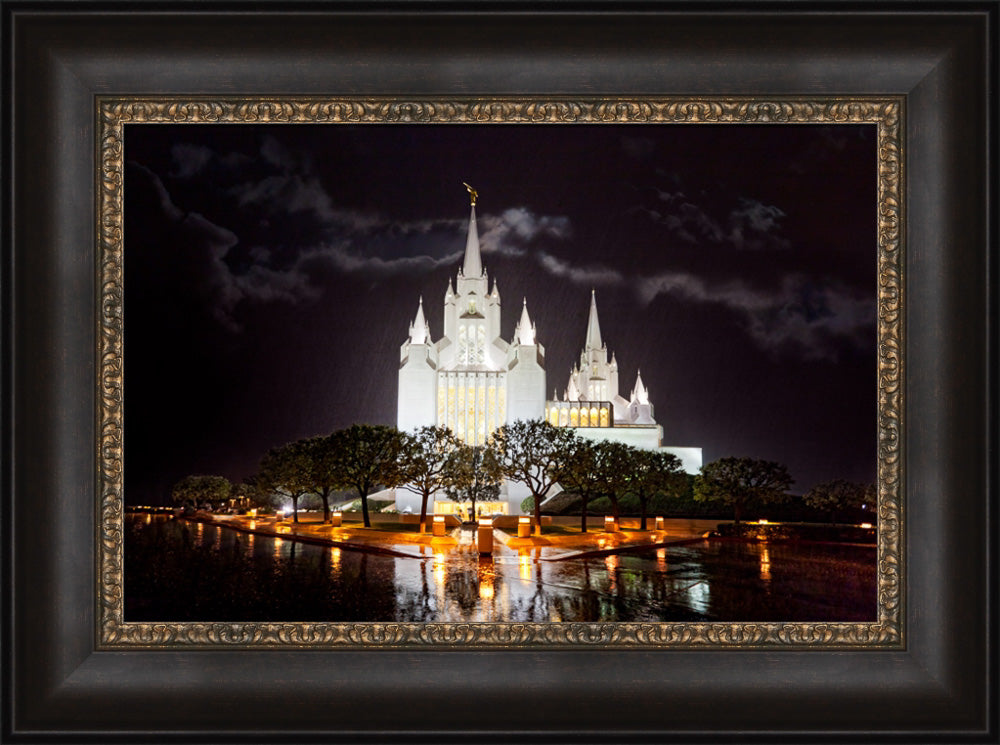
xmin=97 ymin=97 xmax=903 ymax=648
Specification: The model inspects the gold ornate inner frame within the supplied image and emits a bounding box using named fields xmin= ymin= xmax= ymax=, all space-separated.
xmin=97 ymin=97 xmax=903 ymax=648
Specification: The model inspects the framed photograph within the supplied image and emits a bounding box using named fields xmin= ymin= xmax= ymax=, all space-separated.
xmin=107 ymin=102 xmax=896 ymax=642
xmin=5 ymin=3 xmax=994 ymax=742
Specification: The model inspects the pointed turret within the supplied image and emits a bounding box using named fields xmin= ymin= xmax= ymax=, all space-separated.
xmin=585 ymin=289 xmax=603 ymax=350
xmin=461 ymin=205 xmax=483 ymax=278
xmin=446 ymin=277 xmax=455 ymax=300
xmin=566 ymin=375 xmax=581 ymax=402
xmin=408 ymin=296 xmax=430 ymax=345
xmin=515 ymin=297 xmax=536 ymax=345
xmin=631 ymin=369 xmax=650 ymax=405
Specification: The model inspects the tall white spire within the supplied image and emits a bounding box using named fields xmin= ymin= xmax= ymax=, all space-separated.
xmin=631 ymin=369 xmax=649 ymax=405
xmin=585 ymin=289 xmax=603 ymax=350
xmin=408 ymin=296 xmax=429 ymax=345
xmin=462 ymin=204 xmax=483 ymax=278
xmin=515 ymin=297 xmax=536 ymax=345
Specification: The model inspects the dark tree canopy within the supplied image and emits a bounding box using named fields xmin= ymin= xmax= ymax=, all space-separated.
xmin=803 ymin=479 xmax=876 ymax=523
xmin=397 ymin=426 xmax=461 ymax=529
xmin=328 ymin=424 xmax=407 ymax=528
xmin=443 ymin=443 xmax=503 ymax=521
xmin=171 ymin=474 xmax=231 ymax=508
xmin=257 ymin=439 xmax=312 ymax=522
xmin=494 ymin=419 xmax=576 ymax=533
xmin=553 ymin=435 xmax=603 ymax=533
xmin=623 ymin=448 xmax=685 ymax=530
xmin=693 ymin=456 xmax=794 ymax=523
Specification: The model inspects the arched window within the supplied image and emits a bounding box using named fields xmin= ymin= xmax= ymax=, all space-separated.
xmin=458 ymin=326 xmax=468 ymax=365
xmin=600 ymin=407 xmax=610 ymax=427
xmin=590 ymin=407 xmax=599 ymax=427
xmin=569 ymin=408 xmax=579 ymax=427
xmin=548 ymin=407 xmax=559 ymax=426
xmin=580 ymin=407 xmax=589 ymax=426
xmin=559 ymin=408 xmax=569 ymax=427
xmin=476 ymin=325 xmax=486 ymax=364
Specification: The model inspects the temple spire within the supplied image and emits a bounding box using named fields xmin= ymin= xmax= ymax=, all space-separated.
xmin=515 ymin=297 xmax=536 ymax=345
xmin=631 ymin=369 xmax=649 ymax=405
xmin=585 ymin=289 xmax=603 ymax=350
xmin=461 ymin=186 xmax=483 ymax=277
xmin=409 ymin=296 xmax=429 ymax=345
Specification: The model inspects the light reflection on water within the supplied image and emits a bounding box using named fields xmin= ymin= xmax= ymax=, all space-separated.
xmin=125 ymin=517 xmax=877 ymax=623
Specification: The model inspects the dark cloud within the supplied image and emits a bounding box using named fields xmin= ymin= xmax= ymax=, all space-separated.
xmin=644 ymin=191 xmax=790 ymax=251
xmin=639 ymin=271 xmax=874 ymax=360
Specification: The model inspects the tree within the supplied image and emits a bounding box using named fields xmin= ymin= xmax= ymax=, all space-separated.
xmin=397 ymin=426 xmax=461 ymax=531
xmin=329 ymin=424 xmax=407 ymax=528
xmin=257 ymin=440 xmax=311 ymax=522
xmin=624 ymin=449 xmax=685 ymax=530
xmin=494 ymin=419 xmax=576 ymax=534
xmin=554 ymin=436 xmax=604 ymax=533
xmin=803 ymin=479 xmax=875 ymax=523
xmin=592 ymin=441 xmax=635 ymax=521
xmin=443 ymin=443 xmax=503 ymax=521
xmin=301 ymin=435 xmax=341 ymax=524
xmin=171 ymin=474 xmax=231 ymax=509
xmin=693 ymin=457 xmax=793 ymax=523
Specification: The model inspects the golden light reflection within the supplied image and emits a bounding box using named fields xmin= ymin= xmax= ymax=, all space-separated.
xmin=330 ymin=547 xmax=341 ymax=571
xmin=273 ymin=536 xmax=282 ymax=559
xmin=605 ymin=554 xmax=619 ymax=592
xmin=760 ymin=546 xmax=772 ymax=582
xmin=519 ymin=554 xmax=532 ymax=581
xmin=656 ymin=548 xmax=667 ymax=568
xmin=479 ymin=575 xmax=494 ymax=600
xmin=433 ymin=553 xmax=446 ymax=585
xmin=478 ymin=558 xmax=495 ymax=600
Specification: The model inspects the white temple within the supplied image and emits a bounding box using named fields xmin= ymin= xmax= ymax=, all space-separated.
xmin=393 ymin=190 xmax=702 ymax=516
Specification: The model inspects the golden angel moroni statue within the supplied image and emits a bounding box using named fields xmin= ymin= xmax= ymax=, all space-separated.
xmin=462 ymin=182 xmax=478 ymax=206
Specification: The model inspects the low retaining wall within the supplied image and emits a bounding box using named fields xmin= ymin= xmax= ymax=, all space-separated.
xmin=717 ymin=521 xmax=877 ymax=544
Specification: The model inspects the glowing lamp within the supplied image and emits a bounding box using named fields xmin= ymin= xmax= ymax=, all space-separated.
xmin=477 ymin=520 xmax=494 ymax=554
xmin=432 ymin=515 xmax=447 ymax=537
xmin=330 ymin=511 xmax=342 ymax=527
xmin=860 ymin=522 xmax=873 ymax=529
xmin=248 ymin=508 xmax=257 ymax=518
xmin=517 ymin=516 xmax=532 ymax=538
xmin=757 ymin=519 xmax=768 ymax=525
xmin=604 ymin=516 xmax=619 ymax=533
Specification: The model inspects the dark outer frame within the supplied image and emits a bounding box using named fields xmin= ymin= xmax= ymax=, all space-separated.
xmin=4 ymin=3 xmax=995 ymax=743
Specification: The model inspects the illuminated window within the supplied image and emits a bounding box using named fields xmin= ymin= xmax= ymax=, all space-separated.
xmin=580 ymin=407 xmax=589 ymax=426
xmin=590 ymin=407 xmax=599 ymax=426
xmin=476 ymin=324 xmax=486 ymax=364
xmin=548 ymin=407 xmax=559 ymax=426
xmin=559 ymin=407 xmax=569 ymax=426
xmin=458 ymin=326 xmax=468 ymax=364
xmin=600 ymin=407 xmax=609 ymax=427
xmin=570 ymin=407 xmax=579 ymax=427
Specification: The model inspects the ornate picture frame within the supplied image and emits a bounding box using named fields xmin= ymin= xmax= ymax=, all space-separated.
xmin=6 ymin=4 xmax=993 ymax=742
xmin=99 ymin=96 xmax=902 ymax=648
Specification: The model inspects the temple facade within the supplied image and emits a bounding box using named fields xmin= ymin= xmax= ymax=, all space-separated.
xmin=394 ymin=195 xmax=702 ymax=516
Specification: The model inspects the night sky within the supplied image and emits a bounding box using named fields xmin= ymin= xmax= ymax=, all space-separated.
xmin=123 ymin=123 xmax=877 ymax=504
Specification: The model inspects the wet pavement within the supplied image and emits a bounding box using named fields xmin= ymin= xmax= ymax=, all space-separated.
xmin=124 ymin=515 xmax=877 ymax=623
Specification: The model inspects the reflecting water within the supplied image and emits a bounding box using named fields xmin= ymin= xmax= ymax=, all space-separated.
xmin=125 ymin=516 xmax=876 ymax=623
